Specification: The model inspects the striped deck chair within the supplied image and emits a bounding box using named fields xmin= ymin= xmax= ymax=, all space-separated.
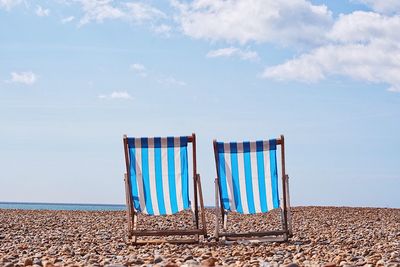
xmin=213 ymin=135 xmax=292 ymax=242
xmin=123 ymin=133 xmax=207 ymax=244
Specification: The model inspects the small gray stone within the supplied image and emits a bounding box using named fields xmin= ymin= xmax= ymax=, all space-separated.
xmin=154 ymin=256 xmax=163 ymax=264
xmin=33 ymin=258 xmax=42 ymax=266
xmin=183 ymin=259 xmax=200 ymax=266
xmin=184 ymin=255 xmax=194 ymax=261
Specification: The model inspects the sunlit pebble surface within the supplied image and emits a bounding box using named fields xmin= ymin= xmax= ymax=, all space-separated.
xmin=1 ymin=207 xmax=400 ymax=267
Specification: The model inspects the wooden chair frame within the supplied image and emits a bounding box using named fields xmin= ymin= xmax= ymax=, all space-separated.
xmin=213 ymin=135 xmax=292 ymax=242
xmin=123 ymin=133 xmax=207 ymax=244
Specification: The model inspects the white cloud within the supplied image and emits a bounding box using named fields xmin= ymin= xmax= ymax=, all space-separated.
xmin=8 ymin=71 xmax=37 ymax=85
xmin=207 ymin=47 xmax=259 ymax=61
xmin=328 ymin=11 xmax=400 ymax=44
xmin=61 ymin=16 xmax=75 ymax=23
xmin=264 ymin=11 xmax=400 ymax=92
xmin=158 ymin=76 xmax=186 ymax=87
xmin=98 ymin=91 xmax=132 ymax=100
xmin=172 ymin=0 xmax=332 ymax=46
xmin=110 ymin=91 xmax=132 ymax=99
xmin=130 ymin=63 xmax=147 ymax=77
xmin=125 ymin=2 xmax=166 ymax=22
xmin=356 ymin=0 xmax=400 ymax=14
xmin=78 ymin=0 xmax=124 ymax=26
xmin=207 ymin=47 xmax=237 ymax=58
xmin=388 ymin=87 xmax=400 ymax=93
xmin=129 ymin=63 xmax=185 ymax=86
xmin=77 ymin=0 xmax=165 ymax=26
xmin=35 ymin=5 xmax=50 ymax=17
xmin=153 ymin=24 xmax=172 ymax=36
xmin=130 ymin=63 xmax=145 ymax=72
xmin=0 ymin=0 xmax=22 ymax=10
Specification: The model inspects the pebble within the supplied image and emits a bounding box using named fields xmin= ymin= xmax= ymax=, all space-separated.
xmin=183 ymin=259 xmax=200 ymax=266
xmin=201 ymin=257 xmax=218 ymax=266
xmin=0 ymin=207 xmax=399 ymax=266
xmin=154 ymin=256 xmax=163 ymax=264
xmin=184 ymin=255 xmax=194 ymax=261
xmin=33 ymin=258 xmax=42 ymax=265
xmin=24 ymin=258 xmax=33 ymax=266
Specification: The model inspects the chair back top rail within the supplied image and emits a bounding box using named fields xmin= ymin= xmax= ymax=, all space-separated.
xmin=215 ymin=136 xmax=283 ymax=150
xmin=124 ymin=134 xmax=195 ymax=143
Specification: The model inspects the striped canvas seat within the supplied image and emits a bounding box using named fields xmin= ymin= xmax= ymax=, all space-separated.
xmin=126 ymin=136 xmax=190 ymax=215
xmin=215 ymin=139 xmax=280 ymax=214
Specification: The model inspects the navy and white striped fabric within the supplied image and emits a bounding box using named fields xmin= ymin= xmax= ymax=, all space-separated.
xmin=216 ymin=139 xmax=280 ymax=214
xmin=127 ymin=137 xmax=190 ymax=215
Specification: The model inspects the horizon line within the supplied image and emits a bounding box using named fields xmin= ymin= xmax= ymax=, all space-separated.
xmin=0 ymin=201 xmax=126 ymax=206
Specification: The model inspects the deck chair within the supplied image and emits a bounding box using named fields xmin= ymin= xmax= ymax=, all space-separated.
xmin=123 ymin=133 xmax=207 ymax=244
xmin=213 ymin=135 xmax=292 ymax=242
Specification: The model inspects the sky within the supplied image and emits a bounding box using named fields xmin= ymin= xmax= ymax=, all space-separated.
xmin=1 ymin=0 xmax=399 ymax=208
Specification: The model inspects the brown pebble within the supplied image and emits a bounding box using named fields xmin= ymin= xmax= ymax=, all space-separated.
xmin=24 ymin=258 xmax=33 ymax=266
xmin=1 ymin=207 xmax=399 ymax=267
xmin=43 ymin=261 xmax=54 ymax=267
xmin=232 ymin=251 xmax=241 ymax=257
xmin=201 ymin=257 xmax=218 ymax=266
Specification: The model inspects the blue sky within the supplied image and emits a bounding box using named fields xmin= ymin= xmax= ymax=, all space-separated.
xmin=1 ymin=0 xmax=399 ymax=208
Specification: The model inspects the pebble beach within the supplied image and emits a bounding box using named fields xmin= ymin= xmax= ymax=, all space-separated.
xmin=1 ymin=206 xmax=399 ymax=267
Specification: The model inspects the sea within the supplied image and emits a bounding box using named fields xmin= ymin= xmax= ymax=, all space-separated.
xmin=0 ymin=202 xmax=126 ymax=211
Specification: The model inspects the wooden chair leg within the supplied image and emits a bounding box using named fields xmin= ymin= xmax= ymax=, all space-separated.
xmin=285 ymin=175 xmax=293 ymax=237
xmin=124 ymin=174 xmax=136 ymax=242
xmin=214 ymin=178 xmax=220 ymax=240
xmin=197 ymin=174 xmax=207 ymax=238
xmin=279 ymin=203 xmax=289 ymax=241
xmin=223 ymin=212 xmax=228 ymax=231
xmin=189 ymin=207 xmax=199 ymax=241
xmin=132 ymin=213 xmax=137 ymax=243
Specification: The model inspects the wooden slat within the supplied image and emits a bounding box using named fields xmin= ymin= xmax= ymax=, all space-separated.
xmin=280 ymin=134 xmax=289 ymax=235
xmin=131 ymin=229 xmax=204 ymax=236
xmin=276 ymin=138 xmax=283 ymax=145
xmin=192 ymin=133 xmax=199 ymax=229
xmin=132 ymin=238 xmax=199 ymax=245
xmin=219 ymin=230 xmax=288 ymax=238
xmin=225 ymin=236 xmax=287 ymax=242
xmin=197 ymin=174 xmax=207 ymax=236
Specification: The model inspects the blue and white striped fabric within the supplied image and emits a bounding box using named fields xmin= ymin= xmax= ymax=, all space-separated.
xmin=127 ymin=137 xmax=190 ymax=215
xmin=216 ymin=139 xmax=280 ymax=214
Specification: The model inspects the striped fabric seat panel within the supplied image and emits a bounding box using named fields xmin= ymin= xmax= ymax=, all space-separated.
xmin=127 ymin=136 xmax=190 ymax=215
xmin=216 ymin=139 xmax=280 ymax=214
